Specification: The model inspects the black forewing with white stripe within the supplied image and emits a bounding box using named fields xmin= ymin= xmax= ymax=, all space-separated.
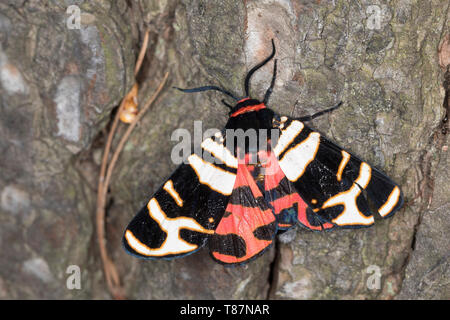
xmin=272 ymin=114 xmax=404 ymax=228
xmin=123 ymin=132 xmax=238 ymax=259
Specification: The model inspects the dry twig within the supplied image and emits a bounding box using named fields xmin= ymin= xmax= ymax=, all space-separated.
xmin=96 ymin=72 xmax=168 ymax=299
xmin=96 ymin=29 xmax=166 ymax=299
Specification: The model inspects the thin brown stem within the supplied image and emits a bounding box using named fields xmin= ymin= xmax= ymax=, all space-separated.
xmin=98 ymin=72 xmax=169 ymax=298
xmin=103 ymin=72 xmax=169 ymax=201
xmin=135 ymin=30 xmax=150 ymax=75
xmin=96 ymin=30 xmax=151 ymax=299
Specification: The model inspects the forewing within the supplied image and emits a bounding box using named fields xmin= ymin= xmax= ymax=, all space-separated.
xmin=272 ymin=115 xmax=404 ymax=228
xmin=123 ymin=132 xmax=238 ymax=259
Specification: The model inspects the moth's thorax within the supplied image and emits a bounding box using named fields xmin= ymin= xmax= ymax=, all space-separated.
xmin=229 ymin=98 xmax=266 ymax=117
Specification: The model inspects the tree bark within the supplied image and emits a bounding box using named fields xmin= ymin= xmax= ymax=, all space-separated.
xmin=0 ymin=0 xmax=448 ymax=299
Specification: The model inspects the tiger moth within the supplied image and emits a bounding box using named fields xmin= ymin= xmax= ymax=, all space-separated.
xmin=122 ymin=40 xmax=404 ymax=265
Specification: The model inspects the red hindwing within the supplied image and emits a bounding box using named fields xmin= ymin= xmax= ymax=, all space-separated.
xmin=209 ymin=162 xmax=276 ymax=264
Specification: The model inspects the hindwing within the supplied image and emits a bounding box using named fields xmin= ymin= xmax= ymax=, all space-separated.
xmin=209 ymin=161 xmax=277 ymax=265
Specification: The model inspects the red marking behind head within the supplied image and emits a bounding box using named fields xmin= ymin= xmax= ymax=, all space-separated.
xmin=237 ymin=98 xmax=250 ymax=103
xmin=230 ymin=103 xmax=266 ymax=117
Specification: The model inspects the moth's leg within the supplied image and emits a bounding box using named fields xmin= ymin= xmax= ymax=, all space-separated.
xmin=221 ymin=99 xmax=233 ymax=110
xmin=295 ymin=101 xmax=342 ymax=122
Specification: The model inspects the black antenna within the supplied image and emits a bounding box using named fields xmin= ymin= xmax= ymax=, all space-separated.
xmin=174 ymin=86 xmax=239 ymax=101
xmin=244 ymin=39 xmax=276 ymax=97
xmin=263 ymin=59 xmax=277 ymax=104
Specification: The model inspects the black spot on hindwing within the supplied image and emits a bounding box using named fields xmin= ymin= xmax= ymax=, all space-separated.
xmin=253 ymin=221 xmax=277 ymax=240
xmin=209 ymin=233 xmax=247 ymax=258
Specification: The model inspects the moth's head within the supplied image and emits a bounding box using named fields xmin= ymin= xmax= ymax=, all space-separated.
xmin=174 ymin=39 xmax=277 ymax=118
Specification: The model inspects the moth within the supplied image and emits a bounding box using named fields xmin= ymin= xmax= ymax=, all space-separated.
xmin=122 ymin=40 xmax=404 ymax=265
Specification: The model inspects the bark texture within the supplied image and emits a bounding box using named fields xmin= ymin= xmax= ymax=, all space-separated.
xmin=0 ymin=0 xmax=448 ymax=299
